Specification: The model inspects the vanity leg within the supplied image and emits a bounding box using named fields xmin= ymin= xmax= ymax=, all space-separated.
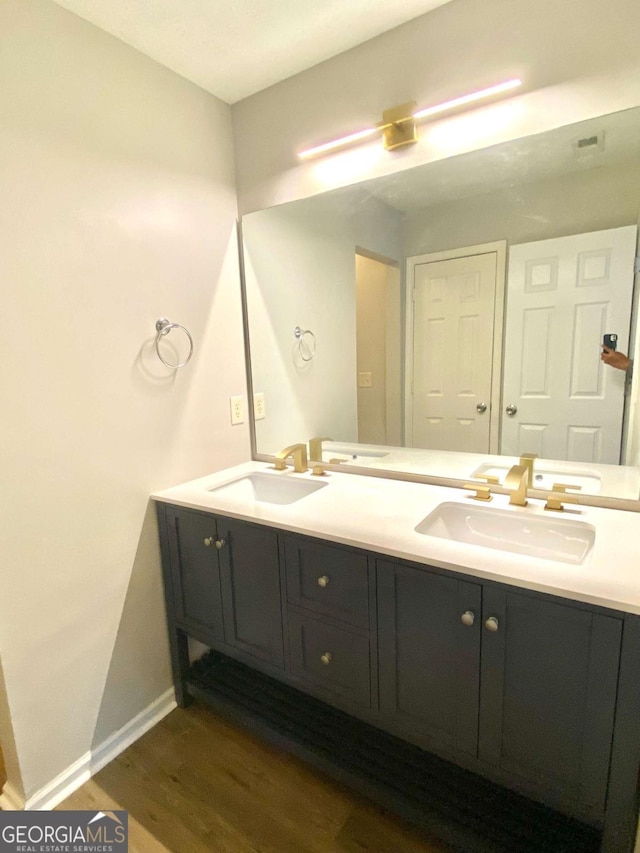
xmin=601 ymin=614 xmax=640 ymax=853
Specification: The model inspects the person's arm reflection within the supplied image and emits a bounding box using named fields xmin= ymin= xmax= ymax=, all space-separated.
xmin=601 ymin=346 xmax=632 ymax=372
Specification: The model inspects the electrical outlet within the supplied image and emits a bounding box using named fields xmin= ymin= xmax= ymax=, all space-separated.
xmin=254 ymin=392 xmax=266 ymax=420
xmin=230 ymin=395 xmax=245 ymax=425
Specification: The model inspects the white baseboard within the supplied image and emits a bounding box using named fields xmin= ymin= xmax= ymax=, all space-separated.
xmin=25 ymin=753 xmax=92 ymax=812
xmin=19 ymin=687 xmax=176 ymax=811
xmin=89 ymin=687 xmax=177 ymax=779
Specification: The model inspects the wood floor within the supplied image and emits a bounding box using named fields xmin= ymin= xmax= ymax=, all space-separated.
xmin=58 ymin=702 xmax=453 ymax=853
xmin=0 ymin=741 xmax=6 ymax=792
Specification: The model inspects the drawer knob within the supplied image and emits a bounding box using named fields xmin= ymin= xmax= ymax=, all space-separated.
xmin=317 ymin=575 xmax=330 ymax=588
xmin=320 ymin=652 xmax=332 ymax=665
xmin=485 ymin=616 xmax=499 ymax=632
xmin=461 ymin=610 xmax=475 ymax=627
xmin=203 ymin=537 xmax=215 ymax=546
xmin=215 ymin=539 xmax=226 ymax=550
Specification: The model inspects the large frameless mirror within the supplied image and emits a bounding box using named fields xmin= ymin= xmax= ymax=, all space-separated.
xmin=240 ymin=106 xmax=640 ymax=505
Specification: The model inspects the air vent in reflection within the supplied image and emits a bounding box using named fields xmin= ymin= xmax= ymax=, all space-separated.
xmin=572 ymin=131 xmax=605 ymax=156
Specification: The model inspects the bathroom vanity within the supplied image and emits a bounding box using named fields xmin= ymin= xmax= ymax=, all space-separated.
xmin=153 ymin=463 xmax=640 ymax=853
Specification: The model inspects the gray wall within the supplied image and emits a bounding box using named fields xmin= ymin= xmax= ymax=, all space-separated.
xmin=0 ymin=0 xmax=250 ymax=802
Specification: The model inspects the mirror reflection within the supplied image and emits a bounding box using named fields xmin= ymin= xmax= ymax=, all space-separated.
xmin=241 ymin=107 xmax=640 ymax=501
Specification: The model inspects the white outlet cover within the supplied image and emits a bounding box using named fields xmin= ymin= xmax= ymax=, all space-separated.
xmin=254 ymin=392 xmax=266 ymax=420
xmin=230 ymin=395 xmax=245 ymax=425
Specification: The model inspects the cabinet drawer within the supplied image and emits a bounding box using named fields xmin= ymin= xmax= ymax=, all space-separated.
xmin=288 ymin=612 xmax=371 ymax=707
xmin=285 ymin=537 xmax=369 ymax=629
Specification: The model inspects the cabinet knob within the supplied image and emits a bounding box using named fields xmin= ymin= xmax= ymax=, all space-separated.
xmin=320 ymin=652 xmax=332 ymax=665
xmin=215 ymin=539 xmax=226 ymax=550
xmin=203 ymin=536 xmax=215 ymax=547
xmin=485 ymin=616 xmax=499 ymax=632
xmin=317 ymin=575 xmax=329 ymax=588
xmin=461 ymin=610 xmax=475 ymax=627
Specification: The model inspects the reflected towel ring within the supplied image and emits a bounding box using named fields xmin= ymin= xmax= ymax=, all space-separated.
xmin=294 ymin=326 xmax=316 ymax=362
xmin=155 ymin=317 xmax=194 ymax=368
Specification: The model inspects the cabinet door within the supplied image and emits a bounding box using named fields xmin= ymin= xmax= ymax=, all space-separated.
xmin=217 ymin=517 xmax=284 ymax=668
xmin=479 ymin=587 xmax=621 ymax=818
xmin=378 ymin=560 xmax=481 ymax=756
xmin=166 ymin=506 xmax=224 ymax=641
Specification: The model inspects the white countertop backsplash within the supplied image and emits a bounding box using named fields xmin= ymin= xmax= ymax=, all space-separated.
xmin=153 ymin=461 xmax=640 ymax=616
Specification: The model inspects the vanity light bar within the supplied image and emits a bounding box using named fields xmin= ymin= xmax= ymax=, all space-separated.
xmin=298 ymin=126 xmax=380 ymax=159
xmin=412 ymin=78 xmax=522 ymax=120
xmin=298 ymin=78 xmax=522 ymax=159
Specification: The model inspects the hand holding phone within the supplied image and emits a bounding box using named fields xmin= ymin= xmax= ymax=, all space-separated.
xmin=601 ymin=333 xmax=630 ymax=371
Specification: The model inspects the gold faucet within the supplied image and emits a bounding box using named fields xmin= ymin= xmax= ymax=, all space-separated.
xmin=519 ymin=453 xmax=537 ymax=488
xmin=545 ymin=482 xmax=582 ymax=512
xmin=463 ymin=475 xmax=499 ymax=501
xmin=309 ymin=436 xmax=332 ymax=462
xmin=504 ymin=464 xmax=529 ymax=506
xmin=274 ymin=443 xmax=308 ymax=473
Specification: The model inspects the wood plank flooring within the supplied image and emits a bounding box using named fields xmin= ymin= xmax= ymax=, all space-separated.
xmin=58 ymin=702 xmax=452 ymax=852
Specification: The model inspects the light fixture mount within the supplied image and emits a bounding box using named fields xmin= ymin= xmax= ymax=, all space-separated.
xmin=380 ymin=101 xmax=418 ymax=151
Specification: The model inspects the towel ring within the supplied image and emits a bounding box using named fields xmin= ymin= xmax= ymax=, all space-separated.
xmin=155 ymin=317 xmax=194 ymax=369
xmin=294 ymin=326 xmax=316 ymax=362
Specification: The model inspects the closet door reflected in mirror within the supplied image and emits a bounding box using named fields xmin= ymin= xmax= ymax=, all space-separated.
xmin=405 ymin=247 xmax=502 ymax=455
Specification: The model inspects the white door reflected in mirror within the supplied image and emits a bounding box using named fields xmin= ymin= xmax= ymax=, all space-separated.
xmin=501 ymin=227 xmax=636 ymax=464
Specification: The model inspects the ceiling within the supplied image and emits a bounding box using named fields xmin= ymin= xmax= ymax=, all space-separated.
xmin=51 ymin=0 xmax=453 ymax=104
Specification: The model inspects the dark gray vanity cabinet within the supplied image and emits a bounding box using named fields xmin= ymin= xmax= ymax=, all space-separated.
xmin=162 ymin=505 xmax=284 ymax=667
xmin=377 ymin=558 xmax=622 ymax=823
xmin=157 ymin=502 xmax=640 ymax=853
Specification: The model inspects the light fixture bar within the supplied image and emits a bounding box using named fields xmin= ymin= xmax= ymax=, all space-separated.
xmin=298 ymin=126 xmax=378 ymax=159
xmin=297 ymin=78 xmax=522 ymax=159
xmin=412 ymin=78 xmax=522 ymax=120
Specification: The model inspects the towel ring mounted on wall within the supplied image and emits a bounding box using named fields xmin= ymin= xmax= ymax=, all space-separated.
xmin=155 ymin=317 xmax=194 ymax=368
xmin=294 ymin=325 xmax=316 ymax=362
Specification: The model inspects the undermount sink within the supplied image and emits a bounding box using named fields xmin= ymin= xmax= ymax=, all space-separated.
xmin=471 ymin=463 xmax=601 ymax=494
xmin=324 ymin=447 xmax=389 ymax=460
xmin=208 ymin=472 xmax=328 ymax=505
xmin=416 ymin=502 xmax=595 ymax=564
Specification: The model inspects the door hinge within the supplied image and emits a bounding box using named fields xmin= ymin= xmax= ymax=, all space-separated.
xmin=634 ymin=256 xmax=640 ymax=274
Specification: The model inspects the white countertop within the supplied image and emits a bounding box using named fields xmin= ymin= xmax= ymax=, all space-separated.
xmin=152 ymin=461 xmax=640 ymax=616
